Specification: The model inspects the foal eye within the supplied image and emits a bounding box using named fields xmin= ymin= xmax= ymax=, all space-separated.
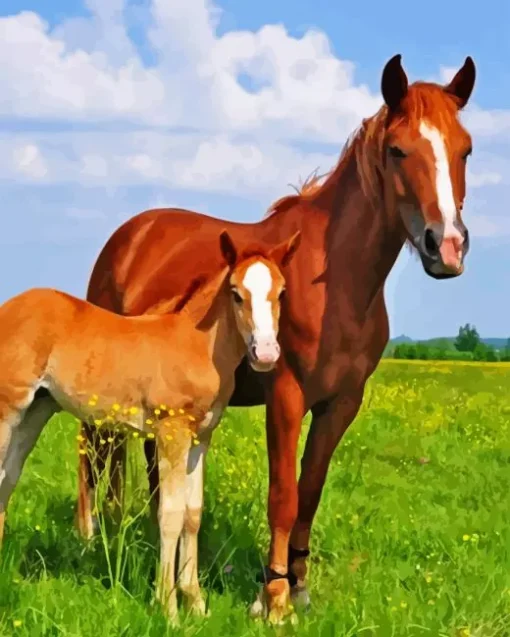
xmin=231 ymin=290 xmax=243 ymax=304
xmin=388 ymin=145 xmax=407 ymax=159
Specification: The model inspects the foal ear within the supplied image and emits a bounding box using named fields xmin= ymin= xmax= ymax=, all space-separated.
xmin=381 ymin=53 xmax=408 ymax=112
xmin=269 ymin=230 xmax=301 ymax=268
xmin=444 ymin=56 xmax=476 ymax=109
xmin=219 ymin=230 xmax=238 ymax=267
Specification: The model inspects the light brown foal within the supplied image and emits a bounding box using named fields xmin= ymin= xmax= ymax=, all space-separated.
xmin=0 ymin=229 xmax=300 ymax=622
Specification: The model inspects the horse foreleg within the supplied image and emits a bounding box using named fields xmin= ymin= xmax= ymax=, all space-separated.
xmin=250 ymin=367 xmax=305 ymax=624
xmin=288 ymin=389 xmax=364 ymax=610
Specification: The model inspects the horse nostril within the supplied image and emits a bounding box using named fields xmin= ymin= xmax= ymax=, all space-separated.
xmin=424 ymin=228 xmax=439 ymax=255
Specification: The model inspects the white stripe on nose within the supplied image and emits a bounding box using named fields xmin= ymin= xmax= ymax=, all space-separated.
xmin=242 ymin=261 xmax=279 ymax=361
xmin=419 ymin=121 xmax=463 ymax=243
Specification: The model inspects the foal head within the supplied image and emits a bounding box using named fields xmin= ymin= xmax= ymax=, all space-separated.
xmin=380 ymin=54 xmax=476 ymax=279
xmin=219 ymin=230 xmax=301 ymax=373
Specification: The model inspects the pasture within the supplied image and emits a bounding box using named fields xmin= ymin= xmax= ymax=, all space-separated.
xmin=1 ymin=360 xmax=510 ymax=636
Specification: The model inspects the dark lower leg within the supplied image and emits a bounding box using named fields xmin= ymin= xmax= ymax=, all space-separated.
xmin=288 ymin=392 xmax=364 ymax=590
xmin=144 ymin=439 xmax=159 ymax=525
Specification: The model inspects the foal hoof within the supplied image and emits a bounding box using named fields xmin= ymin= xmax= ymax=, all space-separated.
xmin=187 ymin=598 xmax=209 ymax=617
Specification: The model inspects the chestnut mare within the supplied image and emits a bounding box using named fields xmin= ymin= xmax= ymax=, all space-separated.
xmin=76 ymin=54 xmax=476 ymax=622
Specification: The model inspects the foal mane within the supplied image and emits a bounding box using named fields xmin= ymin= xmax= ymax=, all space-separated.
xmin=266 ymin=82 xmax=462 ymax=225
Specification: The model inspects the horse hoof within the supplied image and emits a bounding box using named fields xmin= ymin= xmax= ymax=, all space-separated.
xmin=291 ymin=585 xmax=311 ymax=611
xmin=267 ymin=607 xmax=297 ymax=626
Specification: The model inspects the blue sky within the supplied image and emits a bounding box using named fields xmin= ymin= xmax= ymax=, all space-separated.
xmin=0 ymin=0 xmax=509 ymax=339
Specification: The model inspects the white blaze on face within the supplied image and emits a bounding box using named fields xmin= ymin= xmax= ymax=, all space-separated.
xmin=242 ymin=261 xmax=280 ymax=363
xmin=418 ymin=121 xmax=462 ymax=242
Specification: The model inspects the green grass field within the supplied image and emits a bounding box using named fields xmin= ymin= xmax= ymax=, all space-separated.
xmin=2 ymin=360 xmax=510 ymax=637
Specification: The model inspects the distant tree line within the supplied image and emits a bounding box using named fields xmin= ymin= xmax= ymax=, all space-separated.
xmin=386 ymin=324 xmax=510 ymax=362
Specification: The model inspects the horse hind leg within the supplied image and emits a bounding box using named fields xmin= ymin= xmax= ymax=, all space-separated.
xmin=76 ymin=422 xmax=127 ymax=540
xmin=0 ymin=388 xmax=60 ymax=547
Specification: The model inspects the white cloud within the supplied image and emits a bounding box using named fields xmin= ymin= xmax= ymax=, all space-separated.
xmin=0 ymin=1 xmax=380 ymax=140
xmin=0 ymin=129 xmax=335 ymax=200
xmin=12 ymin=143 xmax=48 ymax=179
xmin=0 ymin=0 xmax=508 ymax=239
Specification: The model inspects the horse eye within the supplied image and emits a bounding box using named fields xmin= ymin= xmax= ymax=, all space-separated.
xmin=231 ymin=290 xmax=243 ymax=304
xmin=388 ymin=145 xmax=407 ymax=159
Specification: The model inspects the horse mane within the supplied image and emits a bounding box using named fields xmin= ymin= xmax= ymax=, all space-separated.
xmin=265 ymin=81 xmax=461 ymax=220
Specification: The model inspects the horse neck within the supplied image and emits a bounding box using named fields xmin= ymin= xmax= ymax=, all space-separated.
xmin=314 ymin=141 xmax=405 ymax=321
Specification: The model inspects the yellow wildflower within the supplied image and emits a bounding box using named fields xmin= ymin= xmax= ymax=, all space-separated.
xmin=94 ymin=419 xmax=103 ymax=426
xmin=132 ymin=432 xmax=139 ymax=438
xmin=129 ymin=406 xmax=138 ymax=415
xmin=159 ymin=404 xmax=167 ymax=410
xmin=76 ymin=435 xmax=85 ymax=442
xmin=462 ymin=534 xmax=471 ymax=542
xmin=169 ymin=409 xmax=175 ymax=417
xmin=112 ymin=403 xmax=121 ymax=412
xmin=188 ymin=415 xmax=196 ymax=422
xmin=107 ymin=437 xmax=114 ymax=443
xmin=154 ymin=408 xmax=161 ymax=416
xmin=165 ymin=434 xmax=173 ymax=442
xmin=145 ymin=419 xmax=153 ymax=426
xmin=13 ymin=620 xmax=22 ymax=628
xmin=79 ymin=449 xmax=87 ymax=456
xmin=147 ymin=432 xmax=155 ymax=439
xmin=178 ymin=408 xmax=185 ymax=415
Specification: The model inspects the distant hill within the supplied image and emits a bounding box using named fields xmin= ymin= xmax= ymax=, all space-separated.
xmin=388 ymin=335 xmax=509 ymax=349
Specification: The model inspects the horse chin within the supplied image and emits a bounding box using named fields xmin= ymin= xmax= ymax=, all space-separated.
xmin=420 ymin=253 xmax=465 ymax=280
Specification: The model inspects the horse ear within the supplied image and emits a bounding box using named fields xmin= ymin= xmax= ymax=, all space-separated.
xmin=444 ymin=56 xmax=476 ymax=109
xmin=269 ymin=230 xmax=301 ymax=268
xmin=219 ymin=230 xmax=237 ymax=266
xmin=381 ymin=54 xmax=408 ymax=111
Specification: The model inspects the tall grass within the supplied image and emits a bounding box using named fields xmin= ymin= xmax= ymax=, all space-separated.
xmin=2 ymin=361 xmax=510 ymax=636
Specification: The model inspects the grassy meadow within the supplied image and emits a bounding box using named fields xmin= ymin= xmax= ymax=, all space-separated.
xmin=2 ymin=360 xmax=510 ymax=636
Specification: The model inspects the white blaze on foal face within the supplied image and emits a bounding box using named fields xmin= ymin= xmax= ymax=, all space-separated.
xmin=230 ymin=257 xmax=284 ymax=372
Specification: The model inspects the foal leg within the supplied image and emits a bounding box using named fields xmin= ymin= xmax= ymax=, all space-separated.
xmin=251 ymin=367 xmax=305 ymax=624
xmin=177 ymin=430 xmax=212 ymax=616
xmin=288 ymin=390 xmax=364 ymax=610
xmin=155 ymin=424 xmax=190 ymax=624
xmin=0 ymin=393 xmax=60 ymax=547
